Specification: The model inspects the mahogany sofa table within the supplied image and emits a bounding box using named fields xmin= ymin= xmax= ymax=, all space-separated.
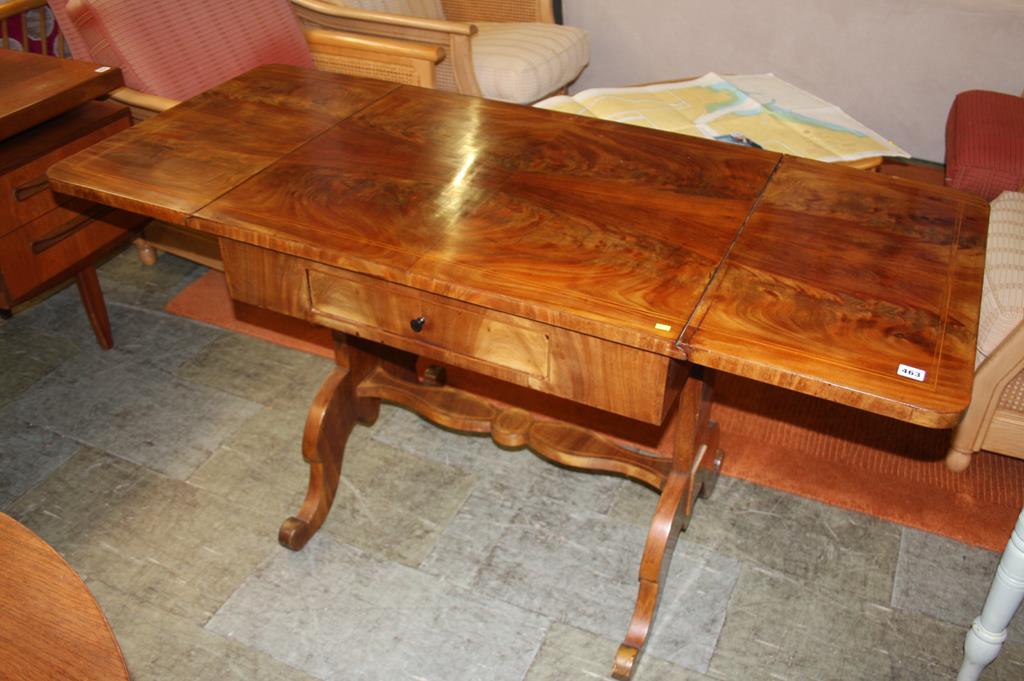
xmin=48 ymin=65 xmax=989 ymax=680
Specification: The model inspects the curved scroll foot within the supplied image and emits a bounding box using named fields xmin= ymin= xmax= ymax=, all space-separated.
xmin=612 ymin=644 xmax=640 ymax=680
xmin=613 ymin=376 xmax=720 ymax=680
xmin=278 ymin=367 xmax=350 ymax=551
xmin=616 ymin=471 xmax=690 ymax=680
xmin=278 ymin=424 xmax=350 ymax=553
xmin=279 ymin=516 xmax=315 ymax=551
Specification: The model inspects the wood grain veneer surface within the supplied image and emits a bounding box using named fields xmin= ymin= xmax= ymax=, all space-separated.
xmin=48 ymin=64 xmax=989 ymax=427
xmin=0 ymin=51 xmax=123 ymax=141
xmin=0 ymin=514 xmax=129 ymax=681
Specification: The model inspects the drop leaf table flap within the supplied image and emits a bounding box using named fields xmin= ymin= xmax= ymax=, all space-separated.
xmin=683 ymin=156 xmax=989 ymax=428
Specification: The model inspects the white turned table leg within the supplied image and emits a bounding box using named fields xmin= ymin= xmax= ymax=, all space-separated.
xmin=958 ymin=508 xmax=1024 ymax=681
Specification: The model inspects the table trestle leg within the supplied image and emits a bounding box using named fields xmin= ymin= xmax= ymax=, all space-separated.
xmin=612 ymin=375 xmax=722 ymax=680
xmin=278 ymin=334 xmax=380 ymax=551
xmin=283 ymin=338 xmax=722 ymax=681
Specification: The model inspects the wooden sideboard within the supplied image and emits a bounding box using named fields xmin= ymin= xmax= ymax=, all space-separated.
xmin=0 ymin=50 xmax=146 ymax=348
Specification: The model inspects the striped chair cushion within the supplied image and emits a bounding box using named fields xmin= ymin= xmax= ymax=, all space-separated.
xmin=341 ymin=0 xmax=446 ymax=19
xmin=65 ymin=0 xmax=313 ymax=101
xmin=472 ymin=22 xmax=588 ymax=104
xmin=977 ymin=191 xmax=1024 ymax=366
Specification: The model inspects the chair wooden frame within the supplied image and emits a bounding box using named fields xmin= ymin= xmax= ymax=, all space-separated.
xmin=106 ymin=27 xmax=445 ymax=123
xmin=948 ymin=323 xmax=1024 ymax=471
xmin=1 ymin=0 xmax=67 ymax=53
xmin=291 ymin=0 xmax=560 ymax=100
xmin=947 ymin=172 xmax=1024 ymax=472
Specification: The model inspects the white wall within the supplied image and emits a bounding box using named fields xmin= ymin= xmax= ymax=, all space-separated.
xmin=563 ymin=0 xmax=1024 ymax=162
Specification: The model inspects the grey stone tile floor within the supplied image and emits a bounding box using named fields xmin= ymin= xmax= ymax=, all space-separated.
xmin=2 ymin=248 xmax=1023 ymax=680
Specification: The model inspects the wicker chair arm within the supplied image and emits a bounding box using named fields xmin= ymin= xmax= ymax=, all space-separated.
xmin=305 ymin=28 xmax=445 ymax=63
xmin=440 ymin=0 xmax=554 ymax=23
xmin=291 ymin=0 xmax=482 ymax=95
xmin=108 ymin=87 xmax=179 ymax=122
xmin=304 ymin=28 xmax=446 ymax=87
xmin=949 ymin=322 xmax=1024 ymax=466
xmin=973 ymin=323 xmax=1024 ymax=418
xmin=291 ymin=0 xmax=477 ymax=37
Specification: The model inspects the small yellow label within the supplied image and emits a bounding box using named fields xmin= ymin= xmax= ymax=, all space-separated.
xmin=654 ymin=323 xmax=672 ymax=332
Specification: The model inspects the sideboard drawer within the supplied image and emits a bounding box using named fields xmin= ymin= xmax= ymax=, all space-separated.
xmin=0 ymin=199 xmax=140 ymax=304
xmin=0 ymin=109 xmax=132 ymax=237
xmin=309 ymin=269 xmax=551 ymax=378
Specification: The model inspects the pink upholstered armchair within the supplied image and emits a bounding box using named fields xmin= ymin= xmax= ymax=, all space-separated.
xmin=42 ymin=0 xmax=446 ymax=268
xmin=47 ymin=0 xmax=445 ymax=118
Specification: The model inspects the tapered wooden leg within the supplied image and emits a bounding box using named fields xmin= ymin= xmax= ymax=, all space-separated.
xmin=278 ymin=334 xmax=380 ymax=551
xmin=612 ymin=374 xmax=722 ymax=680
xmin=74 ymin=266 xmax=113 ymax=350
xmin=946 ymin=446 xmax=975 ymax=472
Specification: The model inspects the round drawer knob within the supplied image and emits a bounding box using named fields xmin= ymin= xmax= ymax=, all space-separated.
xmin=410 ymin=316 xmax=426 ymax=332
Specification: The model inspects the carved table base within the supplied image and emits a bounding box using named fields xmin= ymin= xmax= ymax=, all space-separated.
xmin=280 ymin=333 xmax=723 ymax=680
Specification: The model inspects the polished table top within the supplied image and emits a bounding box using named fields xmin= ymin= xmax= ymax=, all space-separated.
xmin=48 ymin=64 xmax=989 ymax=428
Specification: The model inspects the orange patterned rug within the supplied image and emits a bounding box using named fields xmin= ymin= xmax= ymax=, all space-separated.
xmin=168 ymin=271 xmax=1024 ymax=551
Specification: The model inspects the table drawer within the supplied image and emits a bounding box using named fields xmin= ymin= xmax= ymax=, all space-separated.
xmin=0 ymin=199 xmax=141 ymax=305
xmin=220 ymin=240 xmax=684 ymax=424
xmin=309 ymin=269 xmax=550 ymax=378
xmin=0 ymin=109 xmax=131 ymax=237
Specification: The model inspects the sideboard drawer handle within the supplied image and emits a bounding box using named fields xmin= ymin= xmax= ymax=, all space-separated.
xmin=14 ymin=176 xmax=50 ymax=202
xmin=410 ymin=316 xmax=426 ymax=333
xmin=31 ymin=205 xmax=112 ymax=254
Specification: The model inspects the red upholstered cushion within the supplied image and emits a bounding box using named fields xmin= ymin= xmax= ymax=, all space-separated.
xmin=65 ymin=0 xmax=313 ymax=101
xmin=945 ymin=90 xmax=1024 ymax=201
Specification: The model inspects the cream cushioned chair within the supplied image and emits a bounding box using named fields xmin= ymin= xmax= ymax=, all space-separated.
xmin=291 ymin=0 xmax=590 ymax=104
xmin=947 ymin=190 xmax=1024 ymax=471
